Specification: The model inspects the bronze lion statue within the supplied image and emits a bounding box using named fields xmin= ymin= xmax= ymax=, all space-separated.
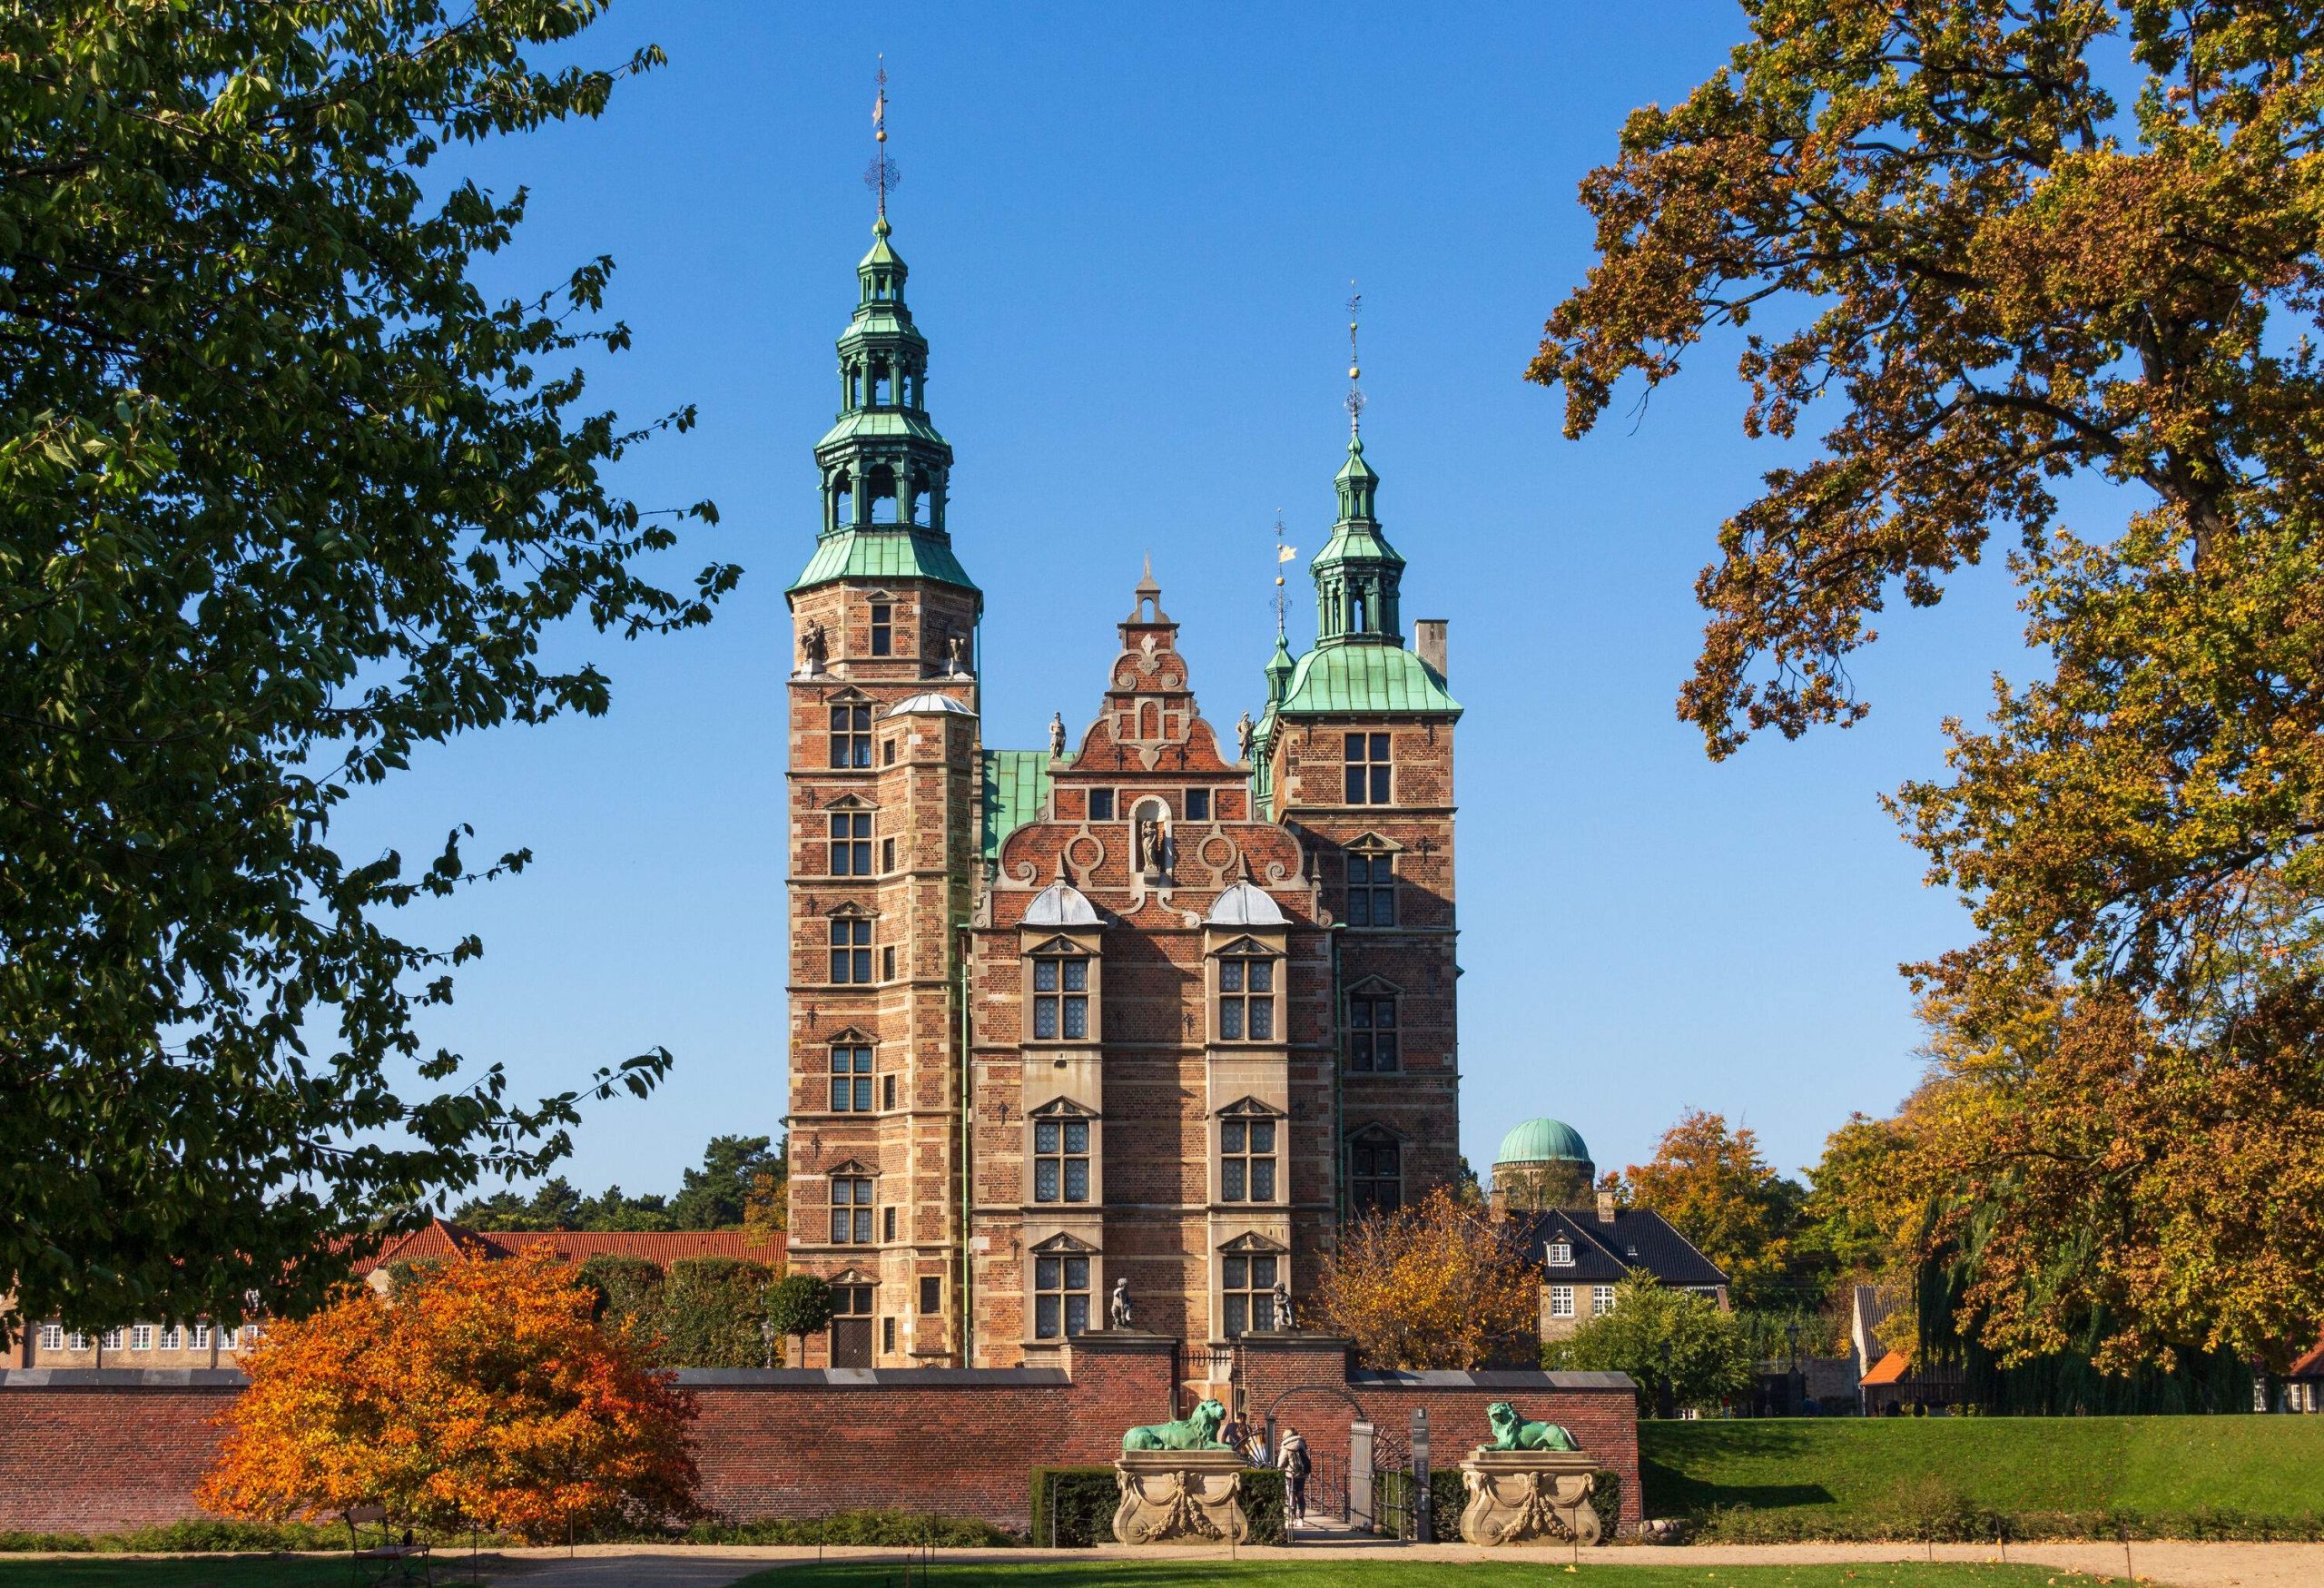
xmin=1485 ymin=1400 xmax=1580 ymax=1452
xmin=1122 ymin=1397 xmax=1230 ymax=1452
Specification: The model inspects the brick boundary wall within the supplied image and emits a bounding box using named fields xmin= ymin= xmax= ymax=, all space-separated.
xmin=0 ymin=1334 xmax=1640 ymax=1536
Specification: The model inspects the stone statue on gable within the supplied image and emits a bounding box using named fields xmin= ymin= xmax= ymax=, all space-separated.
xmin=1049 ymin=711 xmax=1068 ymax=758
xmin=1109 ymin=1277 xmax=1134 ymax=1330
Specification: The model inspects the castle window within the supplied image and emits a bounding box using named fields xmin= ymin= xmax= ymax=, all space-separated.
xmin=1220 ymin=1117 xmax=1277 ymax=1202
xmin=919 ymin=1277 xmax=940 ymax=1315
xmin=882 ymin=945 xmax=897 ymax=981
xmin=881 ymin=1316 xmax=896 ymax=1353
xmin=882 ymin=1073 xmax=897 ymax=1110
xmin=870 ymin=602 xmax=892 ymax=656
xmin=1222 ymin=1250 xmax=1279 ymax=1338
xmin=883 ymin=1207 xmax=897 ymax=1242
xmin=1347 ymin=992 xmax=1399 ymax=1071
xmin=1550 ymin=1285 xmax=1576 ymax=1319
xmin=830 ymin=1177 xmax=874 ymax=1244
xmin=882 ymin=836 xmax=897 ymax=871
xmin=830 ymin=705 xmax=872 ymax=768
xmin=1034 ymin=1118 xmax=1090 ymax=1203
xmin=1216 ymin=951 xmax=1275 ymax=1041
xmin=1348 ymin=853 xmax=1396 ymax=925
xmin=1350 ymin=1129 xmax=1402 ymax=1213
xmin=1185 ymin=788 xmax=1211 ymax=821
xmin=1034 ymin=1252 xmax=1090 ymax=1340
xmin=829 ymin=1044 xmax=873 ymax=1112
xmin=830 ymin=918 xmax=872 ymax=982
xmin=1031 ymin=952 xmax=1090 ymax=1040
xmin=1088 ymin=788 xmax=1115 ymax=821
xmin=829 ymin=811 xmax=872 ymax=874
xmin=1344 ymin=733 xmax=1391 ymax=804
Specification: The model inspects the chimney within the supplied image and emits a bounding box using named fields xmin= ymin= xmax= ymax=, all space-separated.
xmin=1596 ymin=1188 xmax=1618 ymax=1226
xmin=1414 ymin=618 xmax=1449 ymax=678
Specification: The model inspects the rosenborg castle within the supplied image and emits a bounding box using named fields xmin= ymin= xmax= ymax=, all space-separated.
xmin=782 ymin=214 xmax=1465 ymax=1368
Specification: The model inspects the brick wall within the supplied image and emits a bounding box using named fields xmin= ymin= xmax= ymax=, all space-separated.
xmin=0 ymin=1334 xmax=1640 ymax=1536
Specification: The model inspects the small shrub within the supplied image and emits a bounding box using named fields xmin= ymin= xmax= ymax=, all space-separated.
xmin=1242 ymin=1466 xmax=1285 ymax=1544
xmin=1030 ymin=1465 xmax=1118 ymax=1547
xmin=683 ymin=1510 xmax=1013 ymax=1546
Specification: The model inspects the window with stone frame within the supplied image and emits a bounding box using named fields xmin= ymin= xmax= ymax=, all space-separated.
xmin=1221 ymin=1248 xmax=1281 ymax=1338
xmin=1030 ymin=949 xmax=1090 ymax=1040
xmin=829 ymin=703 xmax=873 ymax=768
xmin=1185 ymin=787 xmax=1211 ymax=821
xmin=869 ymin=602 xmax=892 ymax=656
xmin=1216 ymin=946 xmax=1276 ymax=1041
xmin=1032 ymin=1115 xmax=1091 ymax=1203
xmin=1346 ymin=991 xmax=1399 ymax=1071
xmin=1343 ymin=732 xmax=1391 ymax=804
xmin=829 ymin=810 xmax=872 ymax=874
xmin=829 ymin=1176 xmax=875 ymax=1244
xmin=1347 ymin=851 xmax=1397 ymax=925
xmin=1219 ymin=1113 xmax=1278 ymax=1202
xmin=1350 ymin=1128 xmax=1403 ymax=1213
xmin=829 ymin=1043 xmax=873 ymax=1111
xmin=829 ymin=917 xmax=872 ymax=982
xmin=1033 ymin=1250 xmax=1091 ymax=1340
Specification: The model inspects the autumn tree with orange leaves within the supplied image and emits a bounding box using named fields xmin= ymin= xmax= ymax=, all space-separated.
xmin=199 ymin=1249 xmax=696 ymax=1542
xmin=1315 ymin=1188 xmax=1537 ymax=1370
xmin=1619 ymin=1110 xmax=1806 ymax=1309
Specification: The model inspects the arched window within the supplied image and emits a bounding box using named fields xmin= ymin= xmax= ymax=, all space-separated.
xmin=832 ymin=470 xmax=856 ymax=527
xmin=866 ymin=464 xmax=899 ymax=524
xmin=871 ymin=358 xmax=892 ymax=406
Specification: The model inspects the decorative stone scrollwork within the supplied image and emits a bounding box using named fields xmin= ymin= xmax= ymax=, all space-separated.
xmin=1111 ymin=1450 xmax=1250 ymax=1544
xmin=1457 ymin=1452 xmax=1601 ymax=1547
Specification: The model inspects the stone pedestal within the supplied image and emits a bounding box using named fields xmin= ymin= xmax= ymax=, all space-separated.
xmin=1111 ymin=1449 xmax=1250 ymax=1544
xmin=1457 ymin=1450 xmax=1601 ymax=1546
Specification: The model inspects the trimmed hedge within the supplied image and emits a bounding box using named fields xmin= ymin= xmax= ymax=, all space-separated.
xmin=1030 ymin=1464 xmax=1285 ymax=1547
xmin=680 ymin=1510 xmax=1014 ymax=1546
xmin=1374 ymin=1465 xmax=1621 ymax=1542
xmin=0 ymin=1520 xmax=472 ymax=1553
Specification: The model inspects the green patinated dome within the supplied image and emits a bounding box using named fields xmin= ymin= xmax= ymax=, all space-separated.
xmin=1494 ymin=1118 xmax=1591 ymax=1166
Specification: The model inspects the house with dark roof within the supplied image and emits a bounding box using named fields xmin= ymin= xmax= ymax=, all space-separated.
xmin=1503 ymin=1197 xmax=1729 ymax=1344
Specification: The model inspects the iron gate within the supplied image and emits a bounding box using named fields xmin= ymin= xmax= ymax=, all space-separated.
xmin=1370 ymin=1426 xmax=1414 ymax=1537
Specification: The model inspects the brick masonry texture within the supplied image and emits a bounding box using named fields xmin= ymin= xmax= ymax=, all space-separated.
xmin=0 ymin=1338 xmax=1639 ymax=1534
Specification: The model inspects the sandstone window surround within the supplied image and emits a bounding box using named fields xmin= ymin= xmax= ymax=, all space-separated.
xmin=827 ymin=903 xmax=877 ymax=983
xmin=827 ymin=1037 xmax=875 ymax=1112
xmin=827 ymin=690 xmax=876 ymax=768
xmin=1217 ymin=1234 xmax=1288 ymax=1340
xmin=827 ymin=1164 xmax=878 ymax=1245
xmin=1216 ymin=1098 xmax=1285 ymax=1205
xmin=827 ymin=798 xmax=874 ymax=875
xmin=1343 ymin=731 xmax=1393 ymax=804
xmin=1345 ymin=980 xmax=1401 ymax=1071
xmin=1029 ymin=1100 xmax=1096 ymax=1204
xmin=1343 ymin=832 xmax=1404 ymax=926
xmin=1030 ymin=1234 xmax=1098 ymax=1341
xmin=1019 ymin=915 xmax=1104 ymax=1048
xmin=1208 ymin=937 xmax=1282 ymax=1043
xmin=1347 ymin=1124 xmax=1404 ymax=1213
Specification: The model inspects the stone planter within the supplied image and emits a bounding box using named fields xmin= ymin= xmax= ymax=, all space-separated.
xmin=1457 ymin=1449 xmax=1602 ymax=1546
xmin=1111 ymin=1449 xmax=1250 ymax=1544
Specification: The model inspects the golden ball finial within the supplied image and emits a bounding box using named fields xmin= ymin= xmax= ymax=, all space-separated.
xmin=876 ymin=128 xmax=887 ymax=143
xmin=1348 ymin=365 xmax=1361 ymax=380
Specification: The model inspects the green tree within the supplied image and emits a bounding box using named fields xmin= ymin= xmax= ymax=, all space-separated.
xmin=2 ymin=1 xmax=735 ymax=1345
xmin=668 ymin=1135 xmax=781 ymax=1228
xmin=1548 ymin=1276 xmax=1755 ymax=1416
xmin=1532 ymin=1 xmax=2324 ymax=1369
xmin=763 ymin=1273 xmax=836 ymax=1366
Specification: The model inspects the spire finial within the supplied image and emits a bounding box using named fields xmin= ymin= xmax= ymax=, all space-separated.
xmin=1272 ymin=510 xmax=1296 ymax=642
xmin=1344 ymin=281 xmax=1365 ymax=439
xmin=865 ymin=55 xmax=900 ymax=223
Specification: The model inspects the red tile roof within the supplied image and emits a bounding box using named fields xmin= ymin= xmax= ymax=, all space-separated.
xmin=353 ymin=1218 xmax=783 ymax=1276
xmin=1860 ymin=1349 xmax=1912 ymax=1386
xmin=2290 ymin=1334 xmax=2324 ymax=1380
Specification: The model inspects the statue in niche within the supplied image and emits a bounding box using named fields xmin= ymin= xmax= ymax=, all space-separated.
xmin=1235 ymin=710 xmax=1254 ymax=762
xmin=946 ymin=631 xmax=968 ymax=676
xmin=1134 ymin=810 xmax=1169 ymax=874
xmin=1109 ymin=1277 xmax=1134 ymax=1330
xmin=1049 ymin=712 xmax=1067 ymax=758
xmin=798 ymin=619 xmax=827 ymax=675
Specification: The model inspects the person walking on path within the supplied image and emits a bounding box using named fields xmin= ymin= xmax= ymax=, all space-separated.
xmin=1276 ymin=1426 xmax=1310 ymax=1524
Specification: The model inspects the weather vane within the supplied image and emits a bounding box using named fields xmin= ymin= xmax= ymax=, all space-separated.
xmin=1345 ymin=282 xmax=1365 ymax=436
xmin=865 ymin=55 xmax=900 ymax=219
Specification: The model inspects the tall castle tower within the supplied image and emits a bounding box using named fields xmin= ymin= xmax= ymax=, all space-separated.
xmin=783 ymin=212 xmax=983 ymax=1366
xmin=784 ymin=202 xmax=1461 ymax=1373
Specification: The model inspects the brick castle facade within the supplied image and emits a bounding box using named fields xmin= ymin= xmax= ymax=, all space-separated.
xmin=783 ymin=214 xmax=1463 ymax=1367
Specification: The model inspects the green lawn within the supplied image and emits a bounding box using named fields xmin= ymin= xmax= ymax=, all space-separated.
xmin=1643 ymin=1415 xmax=2324 ymax=1524
xmin=743 ymin=1565 xmax=2087 ymax=1588
xmin=0 ymin=1562 xmax=403 ymax=1588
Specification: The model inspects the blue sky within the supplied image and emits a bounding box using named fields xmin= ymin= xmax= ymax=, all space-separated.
xmin=341 ymin=2 xmax=2094 ymax=1204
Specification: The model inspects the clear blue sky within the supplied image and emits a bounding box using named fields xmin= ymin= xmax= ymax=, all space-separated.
xmin=340 ymin=2 xmax=2080 ymax=1205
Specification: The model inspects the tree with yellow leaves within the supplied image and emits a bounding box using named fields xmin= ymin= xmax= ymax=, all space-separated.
xmin=1315 ymin=1188 xmax=1537 ymax=1370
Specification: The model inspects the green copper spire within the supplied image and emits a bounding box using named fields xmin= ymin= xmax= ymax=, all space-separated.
xmin=1309 ymin=429 xmax=1406 ymax=646
xmin=790 ymin=109 xmax=979 ymax=600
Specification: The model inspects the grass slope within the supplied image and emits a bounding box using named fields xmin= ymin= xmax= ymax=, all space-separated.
xmin=1644 ymin=1415 xmax=2324 ymax=1522
xmin=743 ymin=1566 xmax=2081 ymax=1588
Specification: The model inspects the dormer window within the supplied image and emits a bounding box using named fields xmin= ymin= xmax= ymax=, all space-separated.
xmin=1547 ymin=1239 xmax=1574 ymax=1267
